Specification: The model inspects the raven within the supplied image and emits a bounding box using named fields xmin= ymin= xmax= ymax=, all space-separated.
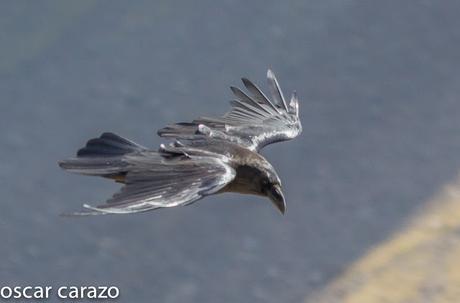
xmin=59 ymin=70 xmax=301 ymax=215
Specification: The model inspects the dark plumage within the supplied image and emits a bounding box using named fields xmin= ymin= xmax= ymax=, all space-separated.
xmin=59 ymin=70 xmax=301 ymax=215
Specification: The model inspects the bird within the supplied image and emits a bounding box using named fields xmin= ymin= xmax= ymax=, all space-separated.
xmin=58 ymin=70 xmax=302 ymax=215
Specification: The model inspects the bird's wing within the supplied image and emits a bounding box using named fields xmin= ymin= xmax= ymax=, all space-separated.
xmin=72 ymin=153 xmax=235 ymax=215
xmin=158 ymin=70 xmax=302 ymax=152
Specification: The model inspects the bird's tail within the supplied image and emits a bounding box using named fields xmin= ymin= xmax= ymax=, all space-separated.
xmin=58 ymin=132 xmax=146 ymax=178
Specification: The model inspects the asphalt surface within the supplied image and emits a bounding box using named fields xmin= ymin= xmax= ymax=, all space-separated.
xmin=1 ymin=1 xmax=460 ymax=302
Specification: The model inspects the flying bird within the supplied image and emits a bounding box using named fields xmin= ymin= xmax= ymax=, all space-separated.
xmin=59 ymin=70 xmax=301 ymax=215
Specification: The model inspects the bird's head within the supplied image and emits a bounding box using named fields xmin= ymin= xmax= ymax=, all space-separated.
xmin=233 ymin=157 xmax=286 ymax=214
xmin=260 ymin=166 xmax=285 ymax=215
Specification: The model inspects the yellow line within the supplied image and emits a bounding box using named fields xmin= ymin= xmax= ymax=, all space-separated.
xmin=435 ymin=238 xmax=460 ymax=303
xmin=305 ymin=176 xmax=460 ymax=303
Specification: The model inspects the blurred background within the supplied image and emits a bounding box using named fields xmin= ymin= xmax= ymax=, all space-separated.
xmin=1 ymin=1 xmax=460 ymax=302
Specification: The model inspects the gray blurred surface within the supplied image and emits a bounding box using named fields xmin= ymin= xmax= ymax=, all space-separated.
xmin=1 ymin=1 xmax=460 ymax=302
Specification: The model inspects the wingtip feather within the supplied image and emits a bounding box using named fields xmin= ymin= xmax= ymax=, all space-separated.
xmin=266 ymin=69 xmax=288 ymax=111
xmin=267 ymin=69 xmax=275 ymax=78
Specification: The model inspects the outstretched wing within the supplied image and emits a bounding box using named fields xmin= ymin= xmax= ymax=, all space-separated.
xmin=70 ymin=153 xmax=235 ymax=215
xmin=158 ymin=70 xmax=302 ymax=152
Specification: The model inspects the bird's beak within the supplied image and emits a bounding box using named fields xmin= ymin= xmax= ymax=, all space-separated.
xmin=267 ymin=184 xmax=286 ymax=214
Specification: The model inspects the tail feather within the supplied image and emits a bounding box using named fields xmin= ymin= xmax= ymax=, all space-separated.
xmin=77 ymin=132 xmax=145 ymax=157
xmin=58 ymin=157 xmax=129 ymax=176
xmin=58 ymin=132 xmax=146 ymax=177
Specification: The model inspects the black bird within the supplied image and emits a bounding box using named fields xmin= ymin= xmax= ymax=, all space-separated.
xmin=59 ymin=70 xmax=302 ymax=215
